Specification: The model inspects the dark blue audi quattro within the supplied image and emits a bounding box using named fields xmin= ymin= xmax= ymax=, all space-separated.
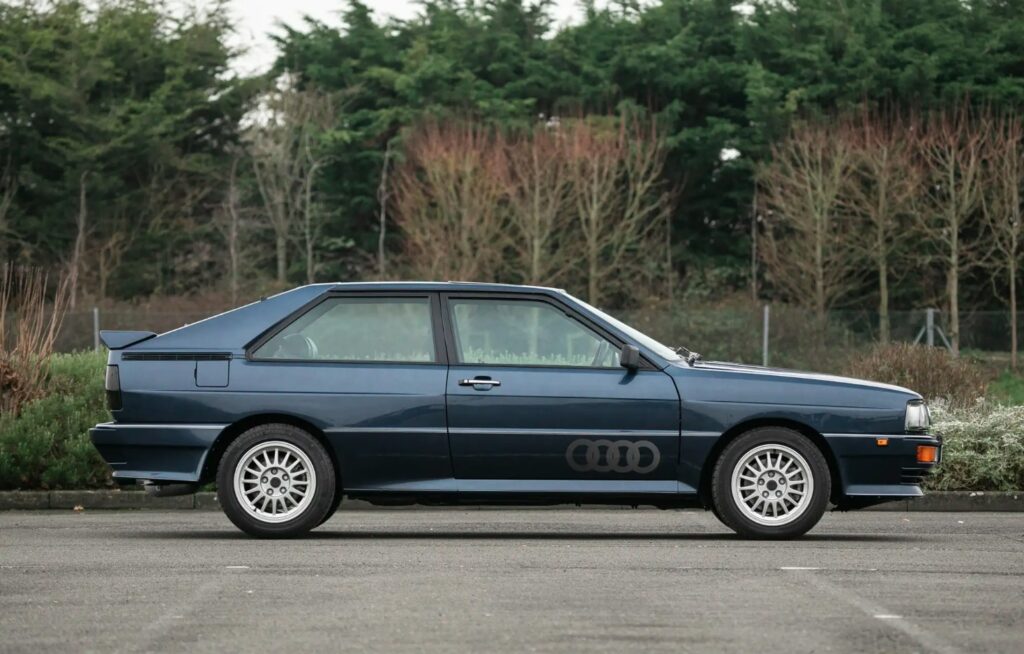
xmin=90 ymin=282 xmax=941 ymax=539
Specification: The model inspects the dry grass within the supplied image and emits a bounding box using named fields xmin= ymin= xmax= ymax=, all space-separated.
xmin=0 ymin=266 xmax=72 ymax=415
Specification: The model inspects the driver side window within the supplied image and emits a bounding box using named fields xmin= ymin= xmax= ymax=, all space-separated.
xmin=449 ymin=298 xmax=620 ymax=368
xmin=254 ymin=296 xmax=436 ymax=362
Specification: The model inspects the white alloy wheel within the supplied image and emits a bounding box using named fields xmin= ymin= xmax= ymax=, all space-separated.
xmin=233 ymin=440 xmax=318 ymax=524
xmin=730 ymin=443 xmax=814 ymax=526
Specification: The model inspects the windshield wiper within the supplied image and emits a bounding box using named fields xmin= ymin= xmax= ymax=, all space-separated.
xmin=673 ymin=346 xmax=702 ymax=365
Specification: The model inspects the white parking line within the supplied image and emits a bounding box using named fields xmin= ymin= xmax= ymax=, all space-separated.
xmin=779 ymin=566 xmax=820 ymax=570
xmin=782 ymin=568 xmax=958 ymax=654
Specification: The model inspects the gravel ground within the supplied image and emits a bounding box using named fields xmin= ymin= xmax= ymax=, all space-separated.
xmin=0 ymin=509 xmax=1021 ymax=653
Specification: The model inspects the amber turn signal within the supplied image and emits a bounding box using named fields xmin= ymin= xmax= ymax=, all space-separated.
xmin=875 ymin=438 xmax=889 ymax=447
xmin=916 ymin=445 xmax=938 ymax=463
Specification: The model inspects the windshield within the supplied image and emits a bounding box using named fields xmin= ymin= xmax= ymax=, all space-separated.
xmin=570 ymin=297 xmax=683 ymax=362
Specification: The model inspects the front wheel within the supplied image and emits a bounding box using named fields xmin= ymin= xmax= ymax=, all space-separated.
xmin=217 ymin=424 xmax=336 ymax=538
xmin=711 ymin=428 xmax=830 ymax=539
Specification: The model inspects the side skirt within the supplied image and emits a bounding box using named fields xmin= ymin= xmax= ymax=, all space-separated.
xmin=347 ymin=479 xmax=700 ymax=510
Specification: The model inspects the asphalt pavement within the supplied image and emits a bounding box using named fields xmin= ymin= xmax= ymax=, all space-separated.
xmin=0 ymin=509 xmax=1021 ymax=653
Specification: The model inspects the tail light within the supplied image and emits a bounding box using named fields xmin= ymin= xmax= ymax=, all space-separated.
xmin=105 ymin=365 xmax=122 ymax=411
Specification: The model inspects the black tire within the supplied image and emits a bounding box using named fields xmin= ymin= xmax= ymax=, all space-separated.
xmin=709 ymin=502 xmax=732 ymax=531
xmin=316 ymin=489 xmax=343 ymax=527
xmin=217 ymin=424 xmax=336 ymax=538
xmin=711 ymin=427 xmax=830 ymax=539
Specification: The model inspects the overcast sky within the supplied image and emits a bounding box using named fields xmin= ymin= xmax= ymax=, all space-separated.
xmin=222 ymin=1 xmax=590 ymax=75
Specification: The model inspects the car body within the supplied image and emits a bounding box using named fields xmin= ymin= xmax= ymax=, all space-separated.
xmin=90 ymin=282 xmax=941 ymax=538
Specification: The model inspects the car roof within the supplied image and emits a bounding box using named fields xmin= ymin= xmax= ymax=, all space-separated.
xmin=118 ymin=282 xmax=573 ymax=353
xmin=326 ymin=281 xmax=567 ymax=294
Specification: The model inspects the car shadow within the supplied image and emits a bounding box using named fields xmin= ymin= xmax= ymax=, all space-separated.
xmin=115 ymin=530 xmax=920 ymax=543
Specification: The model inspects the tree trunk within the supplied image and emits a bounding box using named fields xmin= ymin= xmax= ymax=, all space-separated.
xmin=305 ymin=232 xmax=314 ymax=284
xmin=878 ymin=219 xmax=890 ymax=343
xmin=814 ymin=213 xmax=826 ymax=347
xmin=377 ymin=142 xmax=391 ymax=280
xmin=228 ymin=212 xmax=238 ymax=306
xmin=98 ymin=260 xmax=108 ymax=302
xmin=69 ymin=172 xmax=89 ymax=310
xmin=276 ymin=234 xmax=287 ymax=283
xmin=666 ymin=207 xmax=673 ymax=305
xmin=749 ymin=199 xmax=757 ymax=304
xmin=531 ymin=233 xmax=542 ymax=285
xmin=1011 ymin=257 xmax=1018 ymax=370
xmin=948 ymin=240 xmax=960 ymax=356
xmin=0 ymin=165 xmax=13 ymax=269
xmin=588 ymin=255 xmax=599 ymax=305
xmin=226 ymin=157 xmax=240 ymax=305
xmin=878 ymin=258 xmax=890 ymax=344
xmin=587 ymin=219 xmax=600 ymax=305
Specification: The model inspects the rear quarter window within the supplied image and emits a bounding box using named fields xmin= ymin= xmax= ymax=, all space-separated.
xmin=253 ymin=297 xmax=435 ymax=363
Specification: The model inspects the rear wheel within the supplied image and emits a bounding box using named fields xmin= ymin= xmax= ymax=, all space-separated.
xmin=711 ymin=427 xmax=830 ymax=539
xmin=217 ymin=424 xmax=336 ymax=538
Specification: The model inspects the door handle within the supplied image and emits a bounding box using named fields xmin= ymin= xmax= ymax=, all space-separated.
xmin=459 ymin=378 xmax=501 ymax=387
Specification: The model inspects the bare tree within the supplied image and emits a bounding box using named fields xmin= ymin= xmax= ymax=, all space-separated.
xmin=758 ymin=119 xmax=861 ymax=328
xmin=563 ymin=117 xmax=668 ymax=305
xmin=843 ymin=109 xmax=923 ymax=342
xmin=96 ymin=228 xmax=132 ymax=301
xmin=981 ymin=113 xmax=1024 ymax=368
xmin=620 ymin=119 xmax=673 ymax=299
xmin=504 ymin=125 xmax=574 ymax=286
xmin=250 ymin=84 xmax=335 ymax=284
xmin=393 ymin=121 xmax=510 ymax=281
xmin=915 ymin=106 xmax=989 ymax=355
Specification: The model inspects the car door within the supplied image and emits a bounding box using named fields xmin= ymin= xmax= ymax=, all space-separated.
xmin=442 ymin=293 xmax=681 ymax=493
xmin=241 ymin=292 xmax=452 ymax=493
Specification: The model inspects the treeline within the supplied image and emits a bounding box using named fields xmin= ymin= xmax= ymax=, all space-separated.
xmin=2 ymin=0 xmax=1024 ymax=313
xmin=393 ymin=118 xmax=671 ymax=307
xmin=759 ymin=108 xmax=1023 ymax=362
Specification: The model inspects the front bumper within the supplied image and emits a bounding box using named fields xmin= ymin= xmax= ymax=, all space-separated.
xmin=89 ymin=422 xmax=225 ymax=484
xmin=824 ymin=432 xmax=942 ymax=500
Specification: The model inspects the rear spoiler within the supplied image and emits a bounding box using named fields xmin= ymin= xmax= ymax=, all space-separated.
xmin=99 ymin=330 xmax=157 ymax=350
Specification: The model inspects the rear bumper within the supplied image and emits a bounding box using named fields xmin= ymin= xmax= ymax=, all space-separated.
xmin=824 ymin=432 xmax=942 ymax=501
xmin=89 ymin=422 xmax=225 ymax=484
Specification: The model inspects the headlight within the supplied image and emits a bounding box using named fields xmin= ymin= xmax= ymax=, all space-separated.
xmin=905 ymin=400 xmax=930 ymax=433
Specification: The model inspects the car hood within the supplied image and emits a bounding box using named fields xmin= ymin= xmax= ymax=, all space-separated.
xmin=665 ymin=359 xmax=922 ymax=410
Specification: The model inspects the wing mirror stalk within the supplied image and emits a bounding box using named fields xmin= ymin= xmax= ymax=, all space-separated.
xmin=620 ymin=344 xmax=641 ymax=370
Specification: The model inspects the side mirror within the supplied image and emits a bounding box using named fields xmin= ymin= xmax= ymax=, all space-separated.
xmin=619 ymin=344 xmax=641 ymax=370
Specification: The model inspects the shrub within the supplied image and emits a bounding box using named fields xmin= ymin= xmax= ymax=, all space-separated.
xmin=927 ymin=402 xmax=1024 ymax=491
xmin=843 ymin=342 xmax=988 ymax=406
xmin=0 ymin=266 xmax=72 ymax=415
xmin=0 ymin=351 xmax=111 ymax=490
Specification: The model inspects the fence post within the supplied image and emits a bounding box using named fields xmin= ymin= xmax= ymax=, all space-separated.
xmin=762 ymin=304 xmax=770 ymax=367
xmin=92 ymin=306 xmax=100 ymax=351
xmin=926 ymin=308 xmax=935 ymax=347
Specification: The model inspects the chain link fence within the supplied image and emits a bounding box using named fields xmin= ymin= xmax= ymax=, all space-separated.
xmin=620 ymin=307 xmax=1020 ymax=373
xmin=45 ymin=305 xmax=1022 ymax=374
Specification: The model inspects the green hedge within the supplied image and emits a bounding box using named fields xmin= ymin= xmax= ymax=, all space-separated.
xmin=0 ymin=351 xmax=111 ymax=490
xmin=0 ymin=351 xmax=1022 ymax=491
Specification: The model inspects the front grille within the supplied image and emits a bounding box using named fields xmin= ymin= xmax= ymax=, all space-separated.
xmin=901 ymin=466 xmax=930 ymax=485
xmin=121 ymin=352 xmax=231 ymax=361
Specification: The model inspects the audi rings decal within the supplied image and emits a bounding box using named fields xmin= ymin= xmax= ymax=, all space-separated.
xmin=565 ymin=439 xmax=661 ymax=474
